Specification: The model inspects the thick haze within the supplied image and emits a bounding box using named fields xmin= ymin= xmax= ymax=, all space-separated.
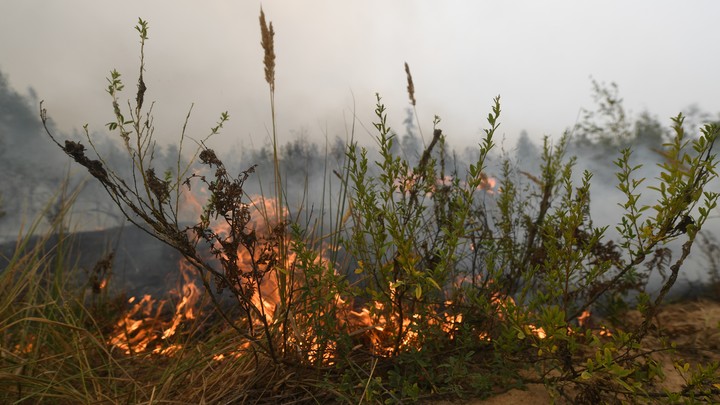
xmin=2 ymin=1 xmax=720 ymax=149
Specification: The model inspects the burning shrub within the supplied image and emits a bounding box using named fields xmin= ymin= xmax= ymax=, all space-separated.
xmin=38 ymin=13 xmax=720 ymax=404
xmin=340 ymin=86 xmax=717 ymax=401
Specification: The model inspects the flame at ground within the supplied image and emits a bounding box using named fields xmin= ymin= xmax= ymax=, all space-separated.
xmin=207 ymin=196 xmax=292 ymax=325
xmin=107 ymin=195 xmax=295 ymax=357
xmin=394 ymin=172 xmax=498 ymax=197
xmin=108 ymin=259 xmax=201 ymax=355
xmin=108 ymin=193 xmax=611 ymax=361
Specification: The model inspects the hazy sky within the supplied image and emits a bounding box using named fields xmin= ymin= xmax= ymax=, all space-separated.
xmin=2 ymin=1 xmax=719 ymax=150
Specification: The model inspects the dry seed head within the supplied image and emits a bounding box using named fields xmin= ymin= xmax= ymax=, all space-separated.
xmin=146 ymin=168 xmax=170 ymax=204
xmin=404 ymin=62 xmax=416 ymax=106
xmin=259 ymin=8 xmax=276 ymax=91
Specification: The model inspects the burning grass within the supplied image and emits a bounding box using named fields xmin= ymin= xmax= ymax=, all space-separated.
xmin=3 ymin=228 xmax=719 ymax=404
xmin=5 ymin=11 xmax=719 ymax=404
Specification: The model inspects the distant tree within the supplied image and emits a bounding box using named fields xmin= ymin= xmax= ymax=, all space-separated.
xmin=681 ymin=104 xmax=719 ymax=135
xmin=329 ymin=135 xmax=346 ymax=165
xmin=400 ymin=107 xmax=421 ymax=164
xmin=0 ymin=70 xmax=67 ymax=225
xmin=515 ymin=130 xmax=539 ymax=165
xmin=281 ymin=132 xmax=322 ymax=182
xmin=633 ymin=110 xmax=667 ymax=148
xmin=573 ymin=79 xmax=679 ymax=159
xmin=249 ymin=144 xmax=272 ymax=169
xmin=575 ymin=78 xmax=633 ymax=151
xmin=0 ymin=72 xmax=45 ymax=145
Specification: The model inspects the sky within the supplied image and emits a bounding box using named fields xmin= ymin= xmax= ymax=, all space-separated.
xmin=2 ymin=1 xmax=720 ymax=151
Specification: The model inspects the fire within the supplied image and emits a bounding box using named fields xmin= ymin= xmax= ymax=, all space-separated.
xmin=394 ymin=172 xmax=498 ymax=197
xmin=108 ymin=259 xmax=201 ymax=355
xmin=13 ymin=335 xmax=36 ymax=354
xmin=578 ymin=310 xmax=591 ymax=327
xmin=106 ymin=194 xmax=301 ymax=358
xmin=528 ymin=325 xmax=547 ymax=339
xmin=577 ymin=310 xmax=612 ymax=337
xmin=108 ymin=192 xmax=612 ymax=362
xmin=211 ymin=196 xmax=292 ymax=324
xmin=480 ymin=175 xmax=497 ymax=192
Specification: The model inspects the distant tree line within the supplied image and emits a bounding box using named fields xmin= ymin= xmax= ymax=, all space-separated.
xmin=1 ymin=69 xmax=717 ymax=239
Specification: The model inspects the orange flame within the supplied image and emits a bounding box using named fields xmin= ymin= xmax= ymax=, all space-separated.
xmin=109 ymin=192 xmax=613 ymax=361
xmin=108 ymin=259 xmax=201 ymax=355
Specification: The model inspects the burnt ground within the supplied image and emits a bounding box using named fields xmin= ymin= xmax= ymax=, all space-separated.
xmin=0 ymin=225 xmax=182 ymax=298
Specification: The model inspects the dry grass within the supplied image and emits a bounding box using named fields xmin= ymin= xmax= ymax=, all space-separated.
xmin=405 ymin=62 xmax=416 ymax=107
xmin=259 ymin=8 xmax=276 ymax=92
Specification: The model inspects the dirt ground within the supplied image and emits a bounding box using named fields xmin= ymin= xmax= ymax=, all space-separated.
xmin=432 ymin=298 xmax=720 ymax=404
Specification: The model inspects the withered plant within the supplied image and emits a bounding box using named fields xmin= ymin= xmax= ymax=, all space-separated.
xmin=41 ymin=18 xmax=293 ymax=364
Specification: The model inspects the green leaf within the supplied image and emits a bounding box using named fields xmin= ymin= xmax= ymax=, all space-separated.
xmin=426 ymin=277 xmax=441 ymax=291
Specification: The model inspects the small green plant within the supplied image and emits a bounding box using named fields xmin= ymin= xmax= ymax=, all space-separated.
xmin=339 ymin=69 xmax=719 ymax=401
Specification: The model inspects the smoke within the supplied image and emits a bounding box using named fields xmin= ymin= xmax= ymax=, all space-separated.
xmin=511 ymin=117 xmax=720 ymax=293
xmin=1 ymin=67 xmax=718 ymax=300
xmin=0 ymin=71 xmax=78 ymax=240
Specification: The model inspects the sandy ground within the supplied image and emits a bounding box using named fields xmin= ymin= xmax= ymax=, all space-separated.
xmin=431 ymin=298 xmax=720 ymax=404
xmin=439 ymin=384 xmax=553 ymax=404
